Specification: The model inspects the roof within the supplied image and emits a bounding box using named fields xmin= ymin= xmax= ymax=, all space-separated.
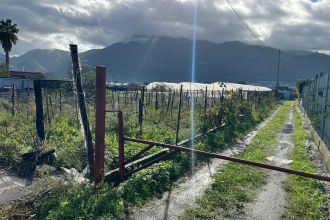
xmin=9 ymin=71 xmax=45 ymax=79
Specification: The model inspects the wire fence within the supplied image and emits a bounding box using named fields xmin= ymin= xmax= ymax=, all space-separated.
xmin=301 ymin=71 xmax=330 ymax=148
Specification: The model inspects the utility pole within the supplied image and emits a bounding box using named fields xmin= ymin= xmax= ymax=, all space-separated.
xmin=275 ymin=49 xmax=281 ymax=98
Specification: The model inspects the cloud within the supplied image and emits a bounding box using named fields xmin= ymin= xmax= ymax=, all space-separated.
xmin=0 ymin=0 xmax=330 ymax=55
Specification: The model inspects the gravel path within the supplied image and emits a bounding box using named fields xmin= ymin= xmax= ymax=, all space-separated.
xmin=236 ymin=107 xmax=294 ymax=220
xmin=127 ymin=108 xmax=280 ymax=220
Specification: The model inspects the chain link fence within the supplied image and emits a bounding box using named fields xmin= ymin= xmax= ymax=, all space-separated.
xmin=301 ymin=71 xmax=330 ymax=148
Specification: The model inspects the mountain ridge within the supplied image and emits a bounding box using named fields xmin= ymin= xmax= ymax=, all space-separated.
xmin=2 ymin=36 xmax=330 ymax=83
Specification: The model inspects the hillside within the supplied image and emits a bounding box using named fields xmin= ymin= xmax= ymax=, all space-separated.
xmin=10 ymin=49 xmax=71 ymax=79
xmin=6 ymin=36 xmax=330 ymax=83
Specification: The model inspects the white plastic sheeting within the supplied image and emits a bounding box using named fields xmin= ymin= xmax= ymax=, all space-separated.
xmin=172 ymin=82 xmax=208 ymax=91
xmin=145 ymin=82 xmax=177 ymax=91
xmin=146 ymin=81 xmax=272 ymax=93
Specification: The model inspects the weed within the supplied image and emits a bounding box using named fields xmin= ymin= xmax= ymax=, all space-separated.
xmin=282 ymin=104 xmax=328 ymax=219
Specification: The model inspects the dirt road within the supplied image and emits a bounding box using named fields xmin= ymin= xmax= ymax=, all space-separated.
xmin=236 ymin=108 xmax=294 ymax=220
xmin=127 ymin=108 xmax=279 ymax=220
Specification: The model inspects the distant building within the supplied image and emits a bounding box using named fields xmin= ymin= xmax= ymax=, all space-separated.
xmin=0 ymin=71 xmax=47 ymax=90
xmin=0 ymin=78 xmax=33 ymax=90
xmin=106 ymin=82 xmax=129 ymax=91
xmin=277 ymin=86 xmax=296 ymax=100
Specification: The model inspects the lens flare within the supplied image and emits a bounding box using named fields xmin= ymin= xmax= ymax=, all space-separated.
xmin=190 ymin=0 xmax=198 ymax=175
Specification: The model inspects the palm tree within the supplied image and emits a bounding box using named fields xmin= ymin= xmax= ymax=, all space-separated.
xmin=0 ymin=19 xmax=19 ymax=72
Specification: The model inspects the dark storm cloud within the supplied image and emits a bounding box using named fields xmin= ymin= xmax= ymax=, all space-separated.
xmin=0 ymin=0 xmax=329 ymax=55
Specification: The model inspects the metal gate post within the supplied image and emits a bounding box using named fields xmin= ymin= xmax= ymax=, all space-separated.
xmin=118 ymin=111 xmax=125 ymax=181
xmin=95 ymin=66 xmax=106 ymax=184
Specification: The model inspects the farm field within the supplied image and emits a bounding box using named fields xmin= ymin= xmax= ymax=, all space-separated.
xmin=0 ymin=81 xmax=279 ymax=219
xmin=0 ymin=77 xmax=329 ymax=219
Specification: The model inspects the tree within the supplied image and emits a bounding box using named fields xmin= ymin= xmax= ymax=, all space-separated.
xmin=0 ymin=19 xmax=19 ymax=73
xmin=295 ymin=79 xmax=310 ymax=97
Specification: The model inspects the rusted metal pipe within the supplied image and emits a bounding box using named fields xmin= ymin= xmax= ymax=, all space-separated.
xmin=124 ymin=137 xmax=330 ymax=182
xmin=124 ymin=150 xmax=178 ymax=177
xmin=118 ymin=111 xmax=125 ymax=182
xmin=94 ymin=66 xmax=106 ymax=184
xmin=124 ymin=144 xmax=155 ymax=164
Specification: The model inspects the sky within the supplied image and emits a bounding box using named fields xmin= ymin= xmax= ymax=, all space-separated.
xmin=0 ymin=0 xmax=329 ymax=55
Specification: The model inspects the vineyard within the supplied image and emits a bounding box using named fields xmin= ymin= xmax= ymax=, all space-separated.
xmin=0 ymin=71 xmax=279 ymax=218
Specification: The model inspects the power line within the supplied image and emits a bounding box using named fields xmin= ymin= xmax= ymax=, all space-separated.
xmin=224 ymin=0 xmax=265 ymax=46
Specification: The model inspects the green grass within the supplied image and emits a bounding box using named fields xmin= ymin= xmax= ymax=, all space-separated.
xmin=180 ymin=101 xmax=293 ymax=219
xmin=0 ymin=91 xmax=277 ymax=219
xmin=31 ymin=100 xmax=276 ymax=219
xmin=282 ymin=104 xmax=328 ymax=219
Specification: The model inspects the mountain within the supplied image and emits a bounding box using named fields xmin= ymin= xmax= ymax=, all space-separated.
xmin=10 ymin=49 xmax=71 ymax=79
xmin=7 ymin=36 xmax=330 ymax=84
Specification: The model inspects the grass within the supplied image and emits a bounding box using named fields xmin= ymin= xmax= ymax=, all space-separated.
xmin=0 ymin=90 xmax=276 ymax=219
xmin=282 ymin=103 xmax=328 ymax=219
xmin=180 ymin=101 xmax=293 ymax=219
xmin=28 ymin=100 xmax=276 ymax=219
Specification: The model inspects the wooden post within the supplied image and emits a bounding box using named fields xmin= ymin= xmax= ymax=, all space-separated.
xmin=49 ymin=94 xmax=54 ymax=121
xmin=117 ymin=91 xmax=120 ymax=108
xmin=70 ymin=44 xmax=95 ymax=180
xmin=17 ymin=90 xmax=20 ymax=109
xmin=166 ymin=92 xmax=171 ymax=115
xmin=130 ymin=91 xmax=133 ymax=102
xmin=204 ymin=87 xmax=208 ymax=114
xmin=161 ymin=91 xmax=165 ymax=107
xmin=11 ymin=84 xmax=15 ymax=116
xmin=45 ymin=91 xmax=50 ymax=124
xmin=307 ymin=81 xmax=311 ymax=114
xmin=155 ymin=91 xmax=159 ymax=110
xmin=170 ymin=91 xmax=175 ymax=116
xmin=138 ymin=86 xmax=145 ymax=135
xmin=175 ymin=85 xmax=183 ymax=145
xmin=59 ymin=91 xmax=62 ymax=115
xmin=74 ymin=93 xmax=79 ymax=127
xmin=26 ymin=88 xmax=30 ymax=119
xmin=112 ymin=91 xmax=115 ymax=106
xmin=34 ymin=80 xmax=45 ymax=141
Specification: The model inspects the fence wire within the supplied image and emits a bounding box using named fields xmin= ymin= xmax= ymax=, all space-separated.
xmin=301 ymin=72 xmax=330 ymax=148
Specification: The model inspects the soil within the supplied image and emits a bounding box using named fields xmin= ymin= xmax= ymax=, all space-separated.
xmin=127 ymin=108 xmax=280 ymax=220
